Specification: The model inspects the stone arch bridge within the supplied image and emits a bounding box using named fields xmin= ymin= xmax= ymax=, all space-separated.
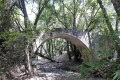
xmin=34 ymin=28 xmax=93 ymax=62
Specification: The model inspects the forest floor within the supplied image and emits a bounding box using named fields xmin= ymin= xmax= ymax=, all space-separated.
xmin=24 ymin=59 xmax=109 ymax=80
xmin=25 ymin=61 xmax=80 ymax=80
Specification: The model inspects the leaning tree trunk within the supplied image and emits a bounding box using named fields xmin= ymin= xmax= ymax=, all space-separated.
xmin=111 ymin=0 xmax=120 ymax=30
xmin=111 ymin=0 xmax=120 ymax=31
xmin=111 ymin=0 xmax=120 ymax=58
xmin=111 ymin=0 xmax=120 ymax=32
xmin=111 ymin=0 xmax=120 ymax=17
xmin=97 ymin=0 xmax=120 ymax=60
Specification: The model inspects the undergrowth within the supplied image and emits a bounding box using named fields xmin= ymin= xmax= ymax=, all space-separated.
xmin=78 ymin=60 xmax=119 ymax=79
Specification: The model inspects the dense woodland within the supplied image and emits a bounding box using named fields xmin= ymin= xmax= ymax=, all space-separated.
xmin=0 ymin=0 xmax=120 ymax=80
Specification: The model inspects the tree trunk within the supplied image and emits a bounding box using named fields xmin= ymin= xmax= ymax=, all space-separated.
xmin=97 ymin=0 xmax=114 ymax=34
xmin=21 ymin=0 xmax=28 ymax=28
xmin=25 ymin=46 xmax=33 ymax=76
xmin=73 ymin=0 xmax=77 ymax=29
xmin=98 ymin=0 xmax=120 ymax=59
xmin=67 ymin=41 xmax=72 ymax=61
xmin=111 ymin=0 xmax=120 ymax=17
xmin=34 ymin=0 xmax=50 ymax=28
xmin=111 ymin=0 xmax=120 ymax=55
xmin=20 ymin=0 xmax=33 ymax=75
xmin=111 ymin=0 xmax=120 ymax=31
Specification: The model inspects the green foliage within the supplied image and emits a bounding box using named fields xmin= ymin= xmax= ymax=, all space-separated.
xmin=0 ymin=0 xmax=4 ymax=9
xmin=87 ymin=0 xmax=97 ymax=7
xmin=115 ymin=29 xmax=120 ymax=45
xmin=0 ymin=31 xmax=34 ymax=73
xmin=113 ymin=70 xmax=120 ymax=80
xmin=115 ymin=31 xmax=120 ymax=36
xmin=36 ymin=26 xmax=51 ymax=32
xmin=0 ymin=32 xmax=33 ymax=47
xmin=79 ymin=60 xmax=115 ymax=78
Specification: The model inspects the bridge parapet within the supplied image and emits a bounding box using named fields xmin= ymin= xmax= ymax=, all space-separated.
xmin=42 ymin=28 xmax=89 ymax=47
xmin=45 ymin=28 xmax=85 ymax=38
xmin=35 ymin=28 xmax=89 ymax=48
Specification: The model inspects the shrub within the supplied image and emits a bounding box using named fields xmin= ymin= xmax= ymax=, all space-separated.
xmin=112 ymin=70 xmax=120 ymax=80
xmin=78 ymin=60 xmax=116 ymax=79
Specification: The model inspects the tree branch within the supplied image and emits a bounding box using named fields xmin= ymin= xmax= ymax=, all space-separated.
xmin=34 ymin=0 xmax=50 ymax=28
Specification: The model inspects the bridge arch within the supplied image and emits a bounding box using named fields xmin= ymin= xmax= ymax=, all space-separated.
xmin=35 ymin=32 xmax=93 ymax=62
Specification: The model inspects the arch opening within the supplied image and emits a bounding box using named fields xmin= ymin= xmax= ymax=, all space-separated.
xmin=35 ymin=33 xmax=93 ymax=62
xmin=39 ymin=38 xmax=83 ymax=63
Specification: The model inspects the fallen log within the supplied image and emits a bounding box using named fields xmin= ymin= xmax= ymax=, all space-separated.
xmin=34 ymin=52 xmax=60 ymax=63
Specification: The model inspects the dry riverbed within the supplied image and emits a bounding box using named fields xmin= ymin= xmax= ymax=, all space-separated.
xmin=24 ymin=61 xmax=108 ymax=80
